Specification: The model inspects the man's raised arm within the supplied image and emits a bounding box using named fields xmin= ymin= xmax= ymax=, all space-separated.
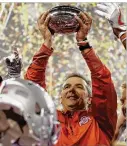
xmin=76 ymin=12 xmax=117 ymax=140
xmin=24 ymin=11 xmax=53 ymax=89
xmin=82 ymin=48 xmax=117 ymax=140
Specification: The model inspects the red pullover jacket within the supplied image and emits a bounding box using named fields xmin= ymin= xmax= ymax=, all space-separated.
xmin=25 ymin=44 xmax=117 ymax=146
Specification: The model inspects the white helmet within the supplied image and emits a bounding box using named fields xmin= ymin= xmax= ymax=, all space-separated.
xmin=0 ymin=78 xmax=59 ymax=146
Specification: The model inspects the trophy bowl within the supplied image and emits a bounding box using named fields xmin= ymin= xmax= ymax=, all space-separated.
xmin=48 ymin=5 xmax=82 ymax=34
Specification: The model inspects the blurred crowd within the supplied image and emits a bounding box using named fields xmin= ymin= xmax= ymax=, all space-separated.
xmin=0 ymin=3 xmax=126 ymax=108
xmin=0 ymin=3 xmax=126 ymax=99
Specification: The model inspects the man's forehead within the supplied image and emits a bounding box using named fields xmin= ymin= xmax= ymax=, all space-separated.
xmin=63 ymin=76 xmax=86 ymax=86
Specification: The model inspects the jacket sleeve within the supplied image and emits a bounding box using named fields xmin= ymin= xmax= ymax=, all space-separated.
xmin=82 ymin=48 xmax=117 ymax=140
xmin=24 ymin=44 xmax=53 ymax=89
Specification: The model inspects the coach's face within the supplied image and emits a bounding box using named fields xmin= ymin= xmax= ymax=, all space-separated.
xmin=60 ymin=77 xmax=91 ymax=112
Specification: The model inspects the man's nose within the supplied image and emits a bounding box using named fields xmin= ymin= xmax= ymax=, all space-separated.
xmin=68 ymin=86 xmax=76 ymax=93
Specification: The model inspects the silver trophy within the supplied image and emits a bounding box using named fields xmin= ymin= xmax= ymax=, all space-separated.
xmin=48 ymin=5 xmax=82 ymax=34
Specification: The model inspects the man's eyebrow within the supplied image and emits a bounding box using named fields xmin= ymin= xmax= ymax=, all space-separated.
xmin=75 ymin=84 xmax=85 ymax=88
xmin=63 ymin=83 xmax=71 ymax=87
xmin=63 ymin=83 xmax=84 ymax=88
xmin=75 ymin=83 xmax=84 ymax=86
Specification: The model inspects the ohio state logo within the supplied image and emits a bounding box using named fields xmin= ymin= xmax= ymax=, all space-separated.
xmin=79 ymin=116 xmax=91 ymax=126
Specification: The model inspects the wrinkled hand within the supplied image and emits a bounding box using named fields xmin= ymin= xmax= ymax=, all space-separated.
xmin=75 ymin=12 xmax=92 ymax=42
xmin=0 ymin=111 xmax=22 ymax=145
xmin=0 ymin=111 xmax=39 ymax=146
xmin=0 ymin=111 xmax=9 ymax=132
xmin=37 ymin=11 xmax=53 ymax=47
xmin=95 ymin=3 xmax=126 ymax=31
xmin=5 ymin=46 xmax=22 ymax=79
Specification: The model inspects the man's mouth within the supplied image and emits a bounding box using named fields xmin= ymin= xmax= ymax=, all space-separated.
xmin=68 ymin=96 xmax=77 ymax=100
xmin=67 ymin=95 xmax=79 ymax=100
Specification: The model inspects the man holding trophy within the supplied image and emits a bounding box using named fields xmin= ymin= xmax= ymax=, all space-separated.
xmin=0 ymin=3 xmax=126 ymax=146
xmin=25 ymin=5 xmax=117 ymax=146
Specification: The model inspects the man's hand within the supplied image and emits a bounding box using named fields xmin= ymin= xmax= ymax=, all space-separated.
xmin=5 ymin=46 xmax=22 ymax=79
xmin=37 ymin=11 xmax=53 ymax=48
xmin=75 ymin=12 xmax=92 ymax=42
xmin=0 ymin=111 xmax=39 ymax=145
xmin=0 ymin=111 xmax=22 ymax=145
xmin=0 ymin=111 xmax=9 ymax=132
xmin=95 ymin=3 xmax=126 ymax=37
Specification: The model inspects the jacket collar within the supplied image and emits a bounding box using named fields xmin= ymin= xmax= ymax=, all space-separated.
xmin=57 ymin=109 xmax=91 ymax=124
